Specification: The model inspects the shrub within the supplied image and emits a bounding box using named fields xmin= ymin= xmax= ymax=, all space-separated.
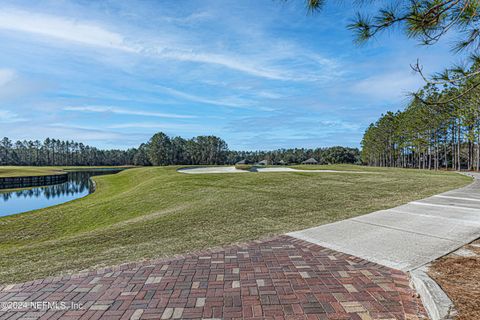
xmin=235 ymin=164 xmax=253 ymax=171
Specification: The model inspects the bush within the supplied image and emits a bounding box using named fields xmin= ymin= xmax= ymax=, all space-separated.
xmin=235 ymin=164 xmax=254 ymax=171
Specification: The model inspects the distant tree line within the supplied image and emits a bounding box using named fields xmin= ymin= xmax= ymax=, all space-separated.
xmin=0 ymin=137 xmax=134 ymax=166
xmin=0 ymin=134 xmax=360 ymax=166
xmin=226 ymin=146 xmax=360 ymax=166
xmin=133 ymin=133 xmax=230 ymax=166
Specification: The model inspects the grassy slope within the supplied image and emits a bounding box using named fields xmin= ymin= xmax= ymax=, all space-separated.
xmin=0 ymin=165 xmax=472 ymax=283
xmin=0 ymin=167 xmax=66 ymax=177
xmin=0 ymin=166 xmax=131 ymax=178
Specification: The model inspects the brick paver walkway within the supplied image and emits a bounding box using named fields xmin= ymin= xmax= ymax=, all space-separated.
xmin=0 ymin=236 xmax=427 ymax=320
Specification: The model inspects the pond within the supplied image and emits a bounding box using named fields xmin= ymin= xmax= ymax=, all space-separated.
xmin=0 ymin=169 xmax=124 ymax=217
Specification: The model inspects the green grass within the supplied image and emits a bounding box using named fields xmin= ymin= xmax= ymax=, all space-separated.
xmin=0 ymin=166 xmax=133 ymax=178
xmin=0 ymin=166 xmax=66 ymax=177
xmin=0 ymin=165 xmax=472 ymax=284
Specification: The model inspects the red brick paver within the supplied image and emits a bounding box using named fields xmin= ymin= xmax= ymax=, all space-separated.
xmin=0 ymin=236 xmax=427 ymax=319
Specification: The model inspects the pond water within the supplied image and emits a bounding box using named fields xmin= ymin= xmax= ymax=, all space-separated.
xmin=0 ymin=169 xmax=123 ymax=217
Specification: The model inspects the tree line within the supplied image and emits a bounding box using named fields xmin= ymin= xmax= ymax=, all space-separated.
xmin=0 ymin=137 xmax=134 ymax=166
xmin=133 ymin=133 xmax=230 ymax=166
xmin=361 ymin=69 xmax=480 ymax=170
xmin=227 ymin=146 xmax=359 ymax=166
xmin=0 ymin=134 xmax=360 ymax=167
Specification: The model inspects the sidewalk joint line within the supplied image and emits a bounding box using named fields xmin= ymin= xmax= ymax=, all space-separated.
xmin=350 ymin=219 xmax=462 ymax=242
xmin=434 ymin=194 xmax=480 ymax=202
xmin=386 ymin=209 xmax=480 ymax=226
xmin=410 ymin=201 xmax=480 ymax=211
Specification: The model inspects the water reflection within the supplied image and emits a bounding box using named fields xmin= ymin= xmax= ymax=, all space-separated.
xmin=0 ymin=169 xmax=123 ymax=217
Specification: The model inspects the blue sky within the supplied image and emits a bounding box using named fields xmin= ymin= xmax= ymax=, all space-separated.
xmin=0 ymin=0 xmax=460 ymax=150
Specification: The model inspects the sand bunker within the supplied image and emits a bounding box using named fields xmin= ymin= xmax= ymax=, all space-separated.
xmin=177 ymin=167 xmax=371 ymax=174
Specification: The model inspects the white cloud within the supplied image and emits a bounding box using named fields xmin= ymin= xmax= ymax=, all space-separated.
xmin=0 ymin=69 xmax=47 ymax=102
xmin=351 ymin=71 xmax=423 ymax=100
xmin=318 ymin=120 xmax=361 ymax=131
xmin=160 ymin=12 xmax=213 ymax=25
xmin=0 ymin=121 xmax=149 ymax=148
xmin=157 ymin=86 xmax=253 ymax=108
xmin=0 ymin=69 xmax=16 ymax=87
xmin=108 ymin=122 xmax=206 ymax=131
xmin=0 ymin=8 xmax=135 ymax=52
xmin=35 ymin=124 xmax=135 ymax=142
xmin=0 ymin=8 xmax=284 ymax=80
xmin=156 ymin=50 xmax=289 ymax=81
xmin=255 ymin=90 xmax=284 ymax=99
xmin=158 ymin=48 xmax=343 ymax=82
xmin=0 ymin=110 xmax=26 ymax=123
xmin=64 ymin=106 xmax=195 ymax=119
xmin=0 ymin=8 xmax=340 ymax=82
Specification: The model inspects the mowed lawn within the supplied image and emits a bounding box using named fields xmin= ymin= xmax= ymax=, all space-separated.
xmin=0 ymin=165 xmax=472 ymax=283
xmin=0 ymin=166 xmax=66 ymax=177
xmin=0 ymin=166 xmax=132 ymax=177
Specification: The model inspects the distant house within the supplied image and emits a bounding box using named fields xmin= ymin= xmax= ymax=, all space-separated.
xmin=302 ymin=158 xmax=318 ymax=165
xmin=257 ymin=160 xmax=268 ymax=166
xmin=277 ymin=160 xmax=287 ymax=165
xmin=236 ymin=159 xmax=249 ymax=165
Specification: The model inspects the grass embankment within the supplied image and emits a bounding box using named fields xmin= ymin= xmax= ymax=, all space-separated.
xmin=0 ymin=167 xmax=66 ymax=177
xmin=0 ymin=165 xmax=471 ymax=283
xmin=0 ymin=166 xmax=132 ymax=178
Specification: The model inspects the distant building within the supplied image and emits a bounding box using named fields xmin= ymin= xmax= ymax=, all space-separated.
xmin=301 ymin=158 xmax=318 ymax=165
xmin=236 ymin=159 xmax=249 ymax=165
xmin=277 ymin=160 xmax=287 ymax=165
xmin=257 ymin=160 xmax=268 ymax=166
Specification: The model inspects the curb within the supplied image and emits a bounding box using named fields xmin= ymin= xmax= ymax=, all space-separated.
xmin=409 ymin=267 xmax=456 ymax=320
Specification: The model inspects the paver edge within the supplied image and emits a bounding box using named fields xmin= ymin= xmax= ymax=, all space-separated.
xmin=409 ymin=267 xmax=456 ymax=320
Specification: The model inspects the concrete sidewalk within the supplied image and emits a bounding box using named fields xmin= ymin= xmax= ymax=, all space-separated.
xmin=288 ymin=172 xmax=480 ymax=271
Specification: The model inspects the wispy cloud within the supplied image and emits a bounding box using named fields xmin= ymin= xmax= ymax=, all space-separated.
xmin=255 ymin=90 xmax=284 ymax=99
xmin=108 ymin=122 xmax=207 ymax=131
xmin=227 ymin=108 xmax=361 ymax=133
xmin=153 ymin=49 xmax=340 ymax=82
xmin=0 ymin=110 xmax=26 ymax=123
xmin=0 ymin=8 xmax=340 ymax=82
xmin=351 ymin=71 xmax=422 ymax=101
xmin=156 ymin=50 xmax=290 ymax=81
xmin=0 ymin=69 xmax=15 ymax=87
xmin=157 ymin=85 xmax=253 ymax=108
xmin=0 ymin=8 xmax=135 ymax=52
xmin=159 ymin=12 xmax=213 ymax=25
xmin=44 ymin=124 xmax=144 ymax=145
xmin=64 ymin=106 xmax=195 ymax=119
